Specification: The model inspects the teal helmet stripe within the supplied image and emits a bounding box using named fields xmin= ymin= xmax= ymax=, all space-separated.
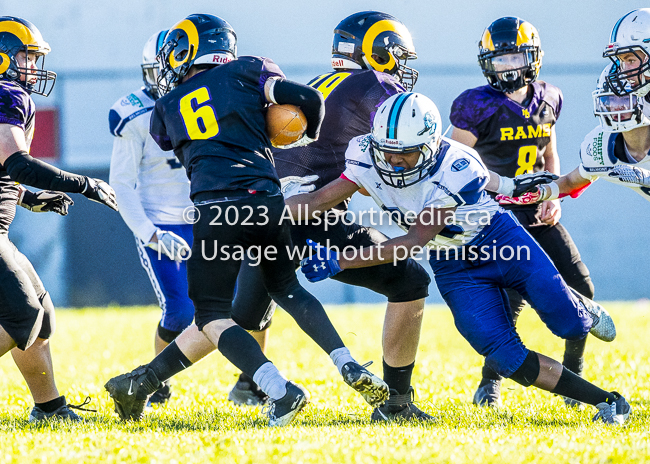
xmin=156 ymin=30 xmax=168 ymax=54
xmin=611 ymin=10 xmax=635 ymax=42
xmin=387 ymin=93 xmax=411 ymax=139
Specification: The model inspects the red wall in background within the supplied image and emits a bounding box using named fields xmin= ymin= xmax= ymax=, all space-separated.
xmin=30 ymin=108 xmax=59 ymax=160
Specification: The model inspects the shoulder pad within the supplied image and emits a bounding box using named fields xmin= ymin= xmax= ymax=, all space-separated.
xmin=108 ymin=89 xmax=154 ymax=137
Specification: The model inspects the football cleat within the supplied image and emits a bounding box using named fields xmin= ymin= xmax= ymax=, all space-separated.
xmin=570 ymin=289 xmax=616 ymax=342
xmin=472 ymin=379 xmax=502 ymax=408
xmin=263 ymin=381 xmax=309 ymax=427
xmin=341 ymin=362 xmax=389 ymax=408
xmin=28 ymin=396 xmax=94 ymax=423
xmin=371 ymin=387 xmax=434 ymax=422
xmin=593 ymin=392 xmax=631 ymax=425
xmin=228 ymin=378 xmax=269 ymax=406
xmin=146 ymin=381 xmax=172 ymax=408
xmin=104 ymin=366 xmax=161 ymax=421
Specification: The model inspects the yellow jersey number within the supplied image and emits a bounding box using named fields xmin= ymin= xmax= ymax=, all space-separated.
xmin=515 ymin=145 xmax=537 ymax=176
xmin=308 ymin=72 xmax=352 ymax=100
xmin=179 ymin=87 xmax=220 ymax=140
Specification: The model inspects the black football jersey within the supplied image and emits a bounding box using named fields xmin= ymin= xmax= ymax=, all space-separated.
xmin=150 ymin=56 xmax=284 ymax=199
xmin=450 ymin=81 xmax=562 ymax=179
xmin=274 ymin=70 xmax=404 ymax=194
xmin=0 ymin=81 xmax=35 ymax=231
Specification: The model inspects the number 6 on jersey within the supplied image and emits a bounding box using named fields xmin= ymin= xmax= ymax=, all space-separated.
xmin=179 ymin=87 xmax=220 ymax=140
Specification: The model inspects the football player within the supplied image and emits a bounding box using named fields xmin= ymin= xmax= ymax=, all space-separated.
xmin=108 ymin=30 xmax=200 ymax=407
xmin=292 ymin=92 xmax=631 ymax=425
xmin=0 ymin=16 xmax=117 ymax=421
xmin=497 ymin=63 xmax=650 ymax=207
xmin=103 ymin=14 xmax=388 ymax=427
xmin=228 ymin=11 xmax=433 ymax=421
xmin=449 ymin=17 xmax=595 ymax=408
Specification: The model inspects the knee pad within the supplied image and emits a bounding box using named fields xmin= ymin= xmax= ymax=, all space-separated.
xmin=37 ymin=291 xmax=55 ymax=339
xmin=384 ymin=261 xmax=431 ymax=303
xmin=232 ymin=301 xmax=276 ymax=331
xmin=157 ymin=322 xmax=182 ymax=343
xmin=507 ymin=351 xmax=540 ymax=387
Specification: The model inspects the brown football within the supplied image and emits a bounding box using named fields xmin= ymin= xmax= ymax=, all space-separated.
xmin=266 ymin=104 xmax=307 ymax=147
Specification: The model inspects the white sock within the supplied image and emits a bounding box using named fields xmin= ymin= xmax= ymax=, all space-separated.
xmin=329 ymin=347 xmax=356 ymax=374
xmin=252 ymin=362 xmax=288 ymax=400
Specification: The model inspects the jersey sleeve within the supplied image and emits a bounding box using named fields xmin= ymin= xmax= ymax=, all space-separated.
xmin=149 ymin=102 xmax=173 ymax=151
xmin=341 ymin=136 xmax=372 ymax=186
xmin=108 ymin=116 xmax=157 ymax=242
xmin=577 ymin=128 xmax=613 ymax=181
xmin=449 ymin=90 xmax=481 ymax=138
xmin=237 ymin=56 xmax=286 ymax=100
xmin=0 ymin=85 xmax=31 ymax=129
xmin=541 ymin=81 xmax=564 ymax=121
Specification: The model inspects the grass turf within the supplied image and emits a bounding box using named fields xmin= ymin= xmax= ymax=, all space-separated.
xmin=0 ymin=302 xmax=648 ymax=463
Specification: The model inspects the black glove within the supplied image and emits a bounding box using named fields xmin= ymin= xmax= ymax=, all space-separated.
xmin=82 ymin=177 xmax=119 ymax=211
xmin=18 ymin=189 xmax=74 ymax=216
xmin=512 ymin=171 xmax=559 ymax=198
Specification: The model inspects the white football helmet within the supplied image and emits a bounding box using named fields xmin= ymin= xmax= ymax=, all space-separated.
xmin=593 ymin=63 xmax=650 ymax=132
xmin=370 ymin=93 xmax=442 ymax=188
xmin=142 ymin=30 xmax=167 ymax=99
xmin=603 ymin=8 xmax=650 ymax=97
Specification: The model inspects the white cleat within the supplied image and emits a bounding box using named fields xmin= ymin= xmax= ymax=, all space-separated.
xmin=570 ymin=288 xmax=616 ymax=342
xmin=593 ymin=392 xmax=630 ymax=425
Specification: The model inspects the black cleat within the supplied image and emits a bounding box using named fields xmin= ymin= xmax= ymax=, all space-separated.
xmin=371 ymin=387 xmax=434 ymax=422
xmin=147 ymin=381 xmax=172 ymax=407
xmin=105 ymin=366 xmax=161 ymax=421
xmin=472 ymin=379 xmax=502 ymax=408
xmin=263 ymin=381 xmax=309 ymax=427
xmin=341 ymin=362 xmax=389 ymax=408
xmin=228 ymin=378 xmax=269 ymax=406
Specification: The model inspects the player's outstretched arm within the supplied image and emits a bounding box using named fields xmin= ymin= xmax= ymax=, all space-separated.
xmin=284 ymin=177 xmax=359 ymax=220
xmin=496 ymin=167 xmax=592 ymax=205
xmin=301 ymin=206 xmax=456 ymax=282
xmin=0 ymin=124 xmax=118 ymax=211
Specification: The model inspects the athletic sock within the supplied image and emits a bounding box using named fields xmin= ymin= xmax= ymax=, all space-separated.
xmin=147 ymin=341 xmax=193 ymax=382
xmin=329 ymin=347 xmax=356 ymax=374
xmin=383 ymin=360 xmax=414 ymax=395
xmin=481 ymin=363 xmax=503 ymax=383
xmin=551 ymin=367 xmax=617 ymax=406
xmin=35 ymin=395 xmax=66 ymax=413
xmin=217 ymin=325 xmax=270 ymax=380
xmin=253 ymin=362 xmax=288 ymax=400
xmin=562 ymin=338 xmax=586 ymax=374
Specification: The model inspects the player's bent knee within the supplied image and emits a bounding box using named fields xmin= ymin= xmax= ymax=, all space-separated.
xmin=507 ymin=351 xmax=540 ymax=387
xmin=385 ymin=261 xmax=431 ymax=302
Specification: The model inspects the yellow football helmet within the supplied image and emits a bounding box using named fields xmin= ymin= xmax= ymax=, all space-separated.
xmin=478 ymin=17 xmax=542 ymax=93
xmin=0 ymin=16 xmax=56 ymax=96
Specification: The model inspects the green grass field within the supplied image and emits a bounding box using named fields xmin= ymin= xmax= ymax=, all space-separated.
xmin=0 ymin=303 xmax=649 ymax=463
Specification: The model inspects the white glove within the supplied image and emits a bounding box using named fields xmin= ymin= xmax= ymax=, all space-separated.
xmin=608 ymin=164 xmax=650 ymax=186
xmin=280 ymin=175 xmax=319 ymax=199
xmin=147 ymin=228 xmax=190 ymax=263
xmin=275 ymin=135 xmax=316 ymax=149
xmin=82 ymin=177 xmax=119 ymax=211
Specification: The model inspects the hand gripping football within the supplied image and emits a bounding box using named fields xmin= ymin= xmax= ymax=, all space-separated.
xmin=266 ymin=104 xmax=307 ymax=148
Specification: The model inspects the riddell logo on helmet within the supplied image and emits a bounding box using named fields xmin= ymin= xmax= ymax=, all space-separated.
xmin=331 ymin=58 xmax=345 ymax=68
xmin=212 ymin=55 xmax=233 ymax=64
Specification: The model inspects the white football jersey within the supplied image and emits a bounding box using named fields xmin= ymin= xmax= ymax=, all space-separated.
xmin=342 ymin=135 xmax=501 ymax=249
xmin=579 ymin=125 xmax=650 ymax=202
xmin=109 ymin=88 xmax=192 ymax=242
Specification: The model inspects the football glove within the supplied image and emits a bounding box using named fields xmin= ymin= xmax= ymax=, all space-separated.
xmin=82 ymin=177 xmax=119 ymax=211
xmin=608 ymin=164 xmax=650 ymax=186
xmin=300 ymin=239 xmax=342 ymax=282
xmin=18 ymin=189 xmax=73 ymax=216
xmin=496 ymin=182 xmax=556 ymax=205
xmin=500 ymin=171 xmax=558 ymax=197
xmin=147 ymin=229 xmax=190 ymax=263
xmin=275 ymin=135 xmax=316 ymax=150
xmin=280 ymin=175 xmax=319 ymax=199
